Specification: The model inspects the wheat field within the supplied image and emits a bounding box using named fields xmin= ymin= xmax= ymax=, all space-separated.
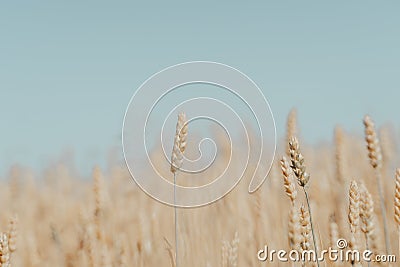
xmin=0 ymin=110 xmax=399 ymax=266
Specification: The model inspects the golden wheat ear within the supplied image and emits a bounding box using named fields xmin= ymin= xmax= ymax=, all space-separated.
xmin=280 ymin=156 xmax=297 ymax=204
xmin=348 ymin=180 xmax=362 ymax=267
xmin=7 ymin=214 xmax=17 ymax=254
xmin=0 ymin=233 xmax=10 ymax=266
xmin=299 ymin=204 xmax=311 ymax=252
xmin=348 ymin=180 xmax=360 ymax=235
xmin=170 ymin=112 xmax=188 ymax=173
xmin=363 ymin=115 xmax=382 ymax=169
xmin=395 ymin=169 xmax=400 ymax=226
xmin=359 ymin=184 xmax=373 ymax=233
xmin=288 ymin=137 xmax=309 ymax=187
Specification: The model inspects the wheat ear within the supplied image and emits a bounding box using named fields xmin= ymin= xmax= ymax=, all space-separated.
xmin=221 ymin=240 xmax=229 ymax=267
xmin=228 ymin=232 xmax=239 ymax=267
xmin=0 ymin=233 xmax=10 ymax=267
xmin=329 ymin=214 xmax=339 ymax=247
xmin=281 ymin=155 xmax=300 ymax=252
xmin=329 ymin=214 xmax=339 ymax=265
xmin=348 ymin=180 xmax=361 ymax=266
xmin=363 ymin=115 xmax=390 ymax=255
xmin=286 ymin=108 xmax=297 ymax=156
xmin=93 ymin=166 xmax=105 ymax=242
xmin=334 ymin=126 xmax=345 ymax=184
xmin=7 ymin=215 xmax=17 ymax=254
xmin=280 ymin=156 xmax=298 ymax=204
xmin=359 ymin=184 xmax=375 ymax=244
xmin=299 ymin=204 xmax=311 ymax=266
xmin=289 ymin=137 xmax=310 ymax=187
xmin=170 ymin=112 xmax=188 ymax=173
xmin=288 ymin=204 xmax=301 ymax=251
xmin=349 ymin=181 xmax=360 ymax=234
xmin=359 ymin=183 xmax=377 ymax=267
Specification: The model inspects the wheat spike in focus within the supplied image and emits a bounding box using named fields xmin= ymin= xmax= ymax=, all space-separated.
xmin=299 ymin=204 xmax=311 ymax=251
xmin=288 ymin=137 xmax=310 ymax=187
xmin=171 ymin=112 xmax=188 ymax=173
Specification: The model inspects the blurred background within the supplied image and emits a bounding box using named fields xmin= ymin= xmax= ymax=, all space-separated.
xmin=1 ymin=1 xmax=399 ymax=175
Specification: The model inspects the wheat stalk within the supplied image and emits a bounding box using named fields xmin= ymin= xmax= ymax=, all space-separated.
xmin=363 ymin=115 xmax=390 ymax=255
xmin=170 ymin=112 xmax=188 ymax=267
xmin=289 ymin=137 xmax=319 ymax=267
xmin=394 ymin=168 xmax=400 ymax=258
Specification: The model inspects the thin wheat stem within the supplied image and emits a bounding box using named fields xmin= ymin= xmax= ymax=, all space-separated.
xmin=304 ymin=189 xmax=320 ymax=267
xmin=174 ymin=172 xmax=179 ymax=267
xmin=375 ymin=169 xmax=390 ymax=255
xmin=365 ymin=235 xmax=370 ymax=267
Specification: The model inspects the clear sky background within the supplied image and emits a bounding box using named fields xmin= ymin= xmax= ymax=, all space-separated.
xmin=1 ymin=1 xmax=399 ymax=175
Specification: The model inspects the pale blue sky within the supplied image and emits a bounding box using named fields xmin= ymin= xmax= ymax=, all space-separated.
xmin=1 ymin=1 xmax=399 ymax=175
